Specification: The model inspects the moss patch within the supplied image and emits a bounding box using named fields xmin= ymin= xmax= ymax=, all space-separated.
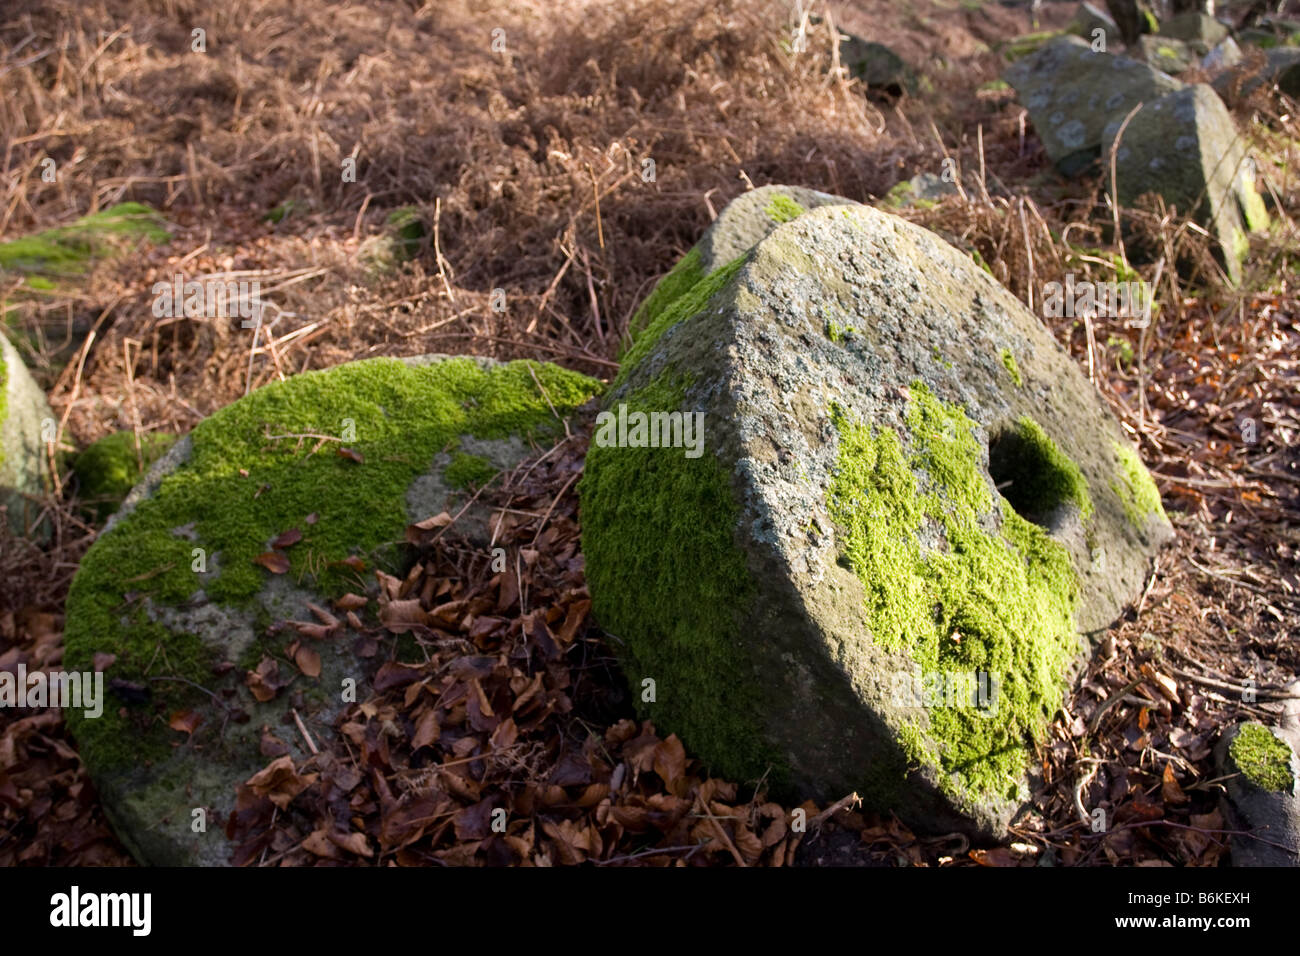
xmin=1230 ymin=723 xmax=1294 ymax=792
xmin=827 ymin=383 xmax=1081 ymax=801
xmin=64 ymin=357 xmax=600 ymax=769
xmin=443 ymin=451 xmax=497 ymax=489
xmin=74 ymin=431 xmax=179 ymax=522
xmin=0 ymin=203 xmax=169 ymax=277
xmin=990 ymin=416 xmax=1094 ymax=523
xmin=616 ymin=254 xmax=746 ymax=385
xmin=579 ymin=374 xmax=782 ymax=786
xmin=764 ymin=194 xmax=806 ymax=224
xmin=1110 ymin=440 xmax=1166 ymax=528
xmin=626 ymin=246 xmax=704 ymax=341
xmin=1000 ymin=348 xmax=1023 ymax=387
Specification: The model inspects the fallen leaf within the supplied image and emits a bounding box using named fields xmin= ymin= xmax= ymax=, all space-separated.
xmin=271 ymin=528 xmax=302 ymax=549
xmin=294 ymin=646 xmax=322 ymax=678
xmin=168 ymin=709 xmax=203 ymax=735
xmin=337 ymin=447 xmax=365 ymax=464
xmin=253 ymin=551 xmax=290 ymax=574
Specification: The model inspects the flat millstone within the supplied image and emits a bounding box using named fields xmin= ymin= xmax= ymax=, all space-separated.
xmin=63 ymin=354 xmax=600 ymax=865
xmin=582 ymin=192 xmax=1173 ymax=838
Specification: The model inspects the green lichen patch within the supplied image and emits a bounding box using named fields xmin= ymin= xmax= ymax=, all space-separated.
xmin=764 ymin=194 xmax=806 ymax=224
xmin=444 ymin=451 xmax=497 ymax=489
xmin=626 ymin=246 xmax=704 ymax=341
xmin=616 ymin=254 xmax=746 ymax=385
xmin=64 ymin=357 xmax=600 ymax=769
xmin=1230 ymin=723 xmax=1294 ymax=792
xmin=827 ymin=383 xmax=1081 ymax=801
xmin=579 ymin=374 xmax=782 ymax=786
xmin=73 ymin=431 xmax=179 ymax=522
xmin=0 ymin=203 xmax=169 ymax=277
xmin=1000 ymin=348 xmax=1023 ymax=387
xmin=990 ymin=416 xmax=1094 ymax=523
xmin=1110 ymin=440 xmax=1166 ymax=528
xmin=825 ymin=321 xmax=859 ymax=343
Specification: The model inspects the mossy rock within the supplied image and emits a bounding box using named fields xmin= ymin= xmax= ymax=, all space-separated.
xmin=1160 ymin=12 xmax=1230 ymax=52
xmin=1215 ymin=719 xmax=1300 ymax=866
xmin=1005 ymin=36 xmax=1184 ymax=176
xmin=581 ymin=192 xmax=1172 ymax=838
xmin=626 ymin=185 xmax=855 ymax=357
xmin=1103 ymin=84 xmax=1269 ymax=285
xmin=879 ymin=172 xmax=959 ymax=210
xmin=0 ymin=202 xmax=169 ymax=279
xmin=0 ymin=332 xmax=54 ymax=537
xmin=72 ymin=431 xmax=179 ymax=523
xmin=1138 ymin=35 xmax=1197 ymax=74
xmin=64 ymin=355 xmax=600 ymax=865
xmin=839 ymin=36 xmax=917 ymax=94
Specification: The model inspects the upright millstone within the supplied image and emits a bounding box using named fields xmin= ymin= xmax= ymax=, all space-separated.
xmin=581 ymin=187 xmax=1172 ymax=838
xmin=0 ymin=332 xmax=54 ymax=536
xmin=63 ymin=355 xmax=600 ymax=865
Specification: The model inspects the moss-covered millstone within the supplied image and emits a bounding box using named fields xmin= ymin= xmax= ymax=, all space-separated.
xmin=1005 ymin=36 xmax=1184 ymax=176
xmin=1215 ymin=719 xmax=1300 ymax=866
xmin=581 ymin=193 xmax=1172 ymax=838
xmin=0 ymin=332 xmax=54 ymax=536
xmin=1102 ymin=84 xmax=1269 ymax=285
xmin=64 ymin=355 xmax=600 ymax=865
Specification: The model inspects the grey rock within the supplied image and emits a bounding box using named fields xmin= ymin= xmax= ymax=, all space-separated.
xmin=1201 ymin=36 xmax=1244 ymax=71
xmin=840 ymin=36 xmax=915 ymax=94
xmin=1005 ymin=36 xmax=1184 ymax=175
xmin=1067 ymin=3 xmax=1119 ymax=41
xmin=1215 ymin=714 xmax=1300 ymax=866
xmin=1213 ymin=47 xmax=1300 ymax=100
xmin=1160 ymin=12 xmax=1231 ymax=51
xmin=582 ymin=190 xmax=1172 ymax=839
xmin=0 ymin=332 xmax=53 ymax=537
xmin=1139 ymin=34 xmax=1198 ymax=73
xmin=1103 ymin=84 xmax=1269 ymax=284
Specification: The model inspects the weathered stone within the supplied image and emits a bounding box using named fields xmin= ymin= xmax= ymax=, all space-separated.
xmin=840 ymin=36 xmax=915 ymax=94
xmin=63 ymin=355 xmax=600 ymax=865
xmin=881 ymin=172 xmax=960 ymax=210
xmin=1201 ymin=36 xmax=1244 ymax=71
xmin=1067 ymin=3 xmax=1119 ymax=42
xmin=627 ymin=185 xmax=852 ymax=342
xmin=0 ymin=332 xmax=53 ymax=536
xmin=1103 ymin=84 xmax=1268 ymax=284
xmin=1215 ymin=715 xmax=1300 ymax=866
xmin=1160 ymin=11 xmax=1231 ymax=51
xmin=1005 ymin=36 xmax=1184 ymax=175
xmin=581 ymin=189 xmax=1172 ymax=838
xmin=1139 ymin=34 xmax=1197 ymax=73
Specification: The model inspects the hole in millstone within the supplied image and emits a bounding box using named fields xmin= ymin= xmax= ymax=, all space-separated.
xmin=987 ymin=417 xmax=1083 ymax=531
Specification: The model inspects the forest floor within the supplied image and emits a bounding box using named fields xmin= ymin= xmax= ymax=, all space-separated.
xmin=0 ymin=0 xmax=1297 ymax=866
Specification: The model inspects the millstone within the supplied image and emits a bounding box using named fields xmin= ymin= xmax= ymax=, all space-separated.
xmin=63 ymin=354 xmax=600 ymax=865
xmin=0 ymin=332 xmax=54 ymax=537
xmin=580 ymin=187 xmax=1173 ymax=837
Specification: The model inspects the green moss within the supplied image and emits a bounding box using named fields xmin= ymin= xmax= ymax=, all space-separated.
xmin=1230 ymin=723 xmax=1294 ymax=792
xmin=444 ymin=451 xmax=497 ymax=489
xmin=0 ymin=203 xmax=169 ymax=276
xmin=64 ymin=357 xmax=600 ymax=769
xmin=1109 ymin=441 xmax=1166 ymax=528
xmin=764 ymin=194 xmax=806 ymax=224
xmin=579 ymin=374 xmax=782 ymax=786
xmin=627 ymin=246 xmax=704 ymax=340
xmin=970 ymin=249 xmax=994 ymax=276
xmin=825 ymin=321 xmax=859 ymax=343
xmin=616 ymin=254 xmax=746 ymax=385
xmin=827 ymin=383 xmax=1081 ymax=801
xmin=74 ymin=431 xmax=178 ymax=522
xmin=992 ymin=416 xmax=1094 ymax=522
xmin=999 ymin=348 xmax=1023 ymax=387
